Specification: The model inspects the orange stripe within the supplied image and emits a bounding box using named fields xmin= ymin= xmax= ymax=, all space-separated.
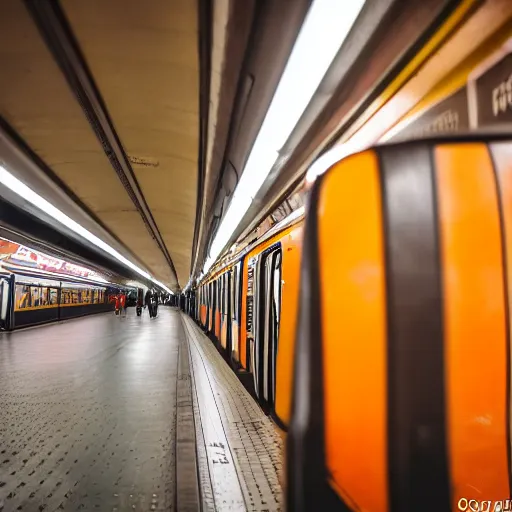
xmin=436 ymin=143 xmax=509 ymax=506
xmin=215 ymin=311 xmax=221 ymax=339
xmin=491 ymin=141 xmax=512 ymax=492
xmin=274 ymin=223 xmax=303 ymax=426
xmin=318 ymin=151 xmax=388 ymax=512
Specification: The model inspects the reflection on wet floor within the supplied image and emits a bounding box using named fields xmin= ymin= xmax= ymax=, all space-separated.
xmin=0 ymin=308 xmax=181 ymax=511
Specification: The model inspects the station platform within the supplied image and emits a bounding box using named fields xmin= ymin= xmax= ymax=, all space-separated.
xmin=0 ymin=308 xmax=283 ymax=511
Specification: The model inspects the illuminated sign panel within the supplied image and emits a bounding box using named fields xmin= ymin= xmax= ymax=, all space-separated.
xmin=0 ymin=239 xmax=100 ymax=280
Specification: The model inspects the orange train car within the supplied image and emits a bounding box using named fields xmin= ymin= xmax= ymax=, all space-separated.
xmin=195 ymin=210 xmax=303 ymax=426
xmin=288 ymin=134 xmax=512 ymax=512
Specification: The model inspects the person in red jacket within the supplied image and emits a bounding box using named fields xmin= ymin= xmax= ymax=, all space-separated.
xmin=109 ymin=294 xmax=120 ymax=315
xmin=119 ymin=293 xmax=127 ymax=317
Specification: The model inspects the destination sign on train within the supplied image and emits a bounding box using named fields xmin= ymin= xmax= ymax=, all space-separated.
xmin=391 ymin=86 xmax=469 ymax=140
xmin=474 ymin=51 xmax=512 ymax=127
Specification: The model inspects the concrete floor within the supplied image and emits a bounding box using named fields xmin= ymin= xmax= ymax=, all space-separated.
xmin=0 ymin=307 xmax=285 ymax=512
xmin=0 ymin=308 xmax=182 ymax=511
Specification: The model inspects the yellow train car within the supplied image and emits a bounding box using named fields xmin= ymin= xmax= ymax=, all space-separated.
xmin=196 ymin=210 xmax=303 ymax=426
xmin=288 ymin=133 xmax=512 ymax=512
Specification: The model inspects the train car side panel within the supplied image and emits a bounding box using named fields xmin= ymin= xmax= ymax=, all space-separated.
xmin=241 ymin=225 xmax=303 ymax=373
xmin=274 ymin=223 xmax=303 ymax=426
xmin=319 ymin=152 xmax=388 ymax=511
xmin=436 ymin=143 xmax=510 ymax=504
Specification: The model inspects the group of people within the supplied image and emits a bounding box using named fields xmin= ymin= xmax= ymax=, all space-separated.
xmin=109 ymin=289 xmax=159 ymax=319
xmin=109 ymin=292 xmax=127 ymax=317
xmin=143 ymin=289 xmax=159 ymax=318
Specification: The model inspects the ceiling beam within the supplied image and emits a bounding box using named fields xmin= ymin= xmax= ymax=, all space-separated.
xmin=191 ymin=0 xmax=213 ymax=281
xmin=0 ymin=197 xmax=145 ymax=284
xmin=24 ymin=0 xmax=180 ymax=287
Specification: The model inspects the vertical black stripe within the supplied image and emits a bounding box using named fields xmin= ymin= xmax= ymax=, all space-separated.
xmin=379 ymin=144 xmax=450 ymax=511
xmin=487 ymin=142 xmax=512 ymax=494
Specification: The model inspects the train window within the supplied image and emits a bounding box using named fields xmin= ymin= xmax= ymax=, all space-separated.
xmin=225 ymin=271 xmax=230 ymax=322
xmin=270 ymin=251 xmax=282 ymax=405
xmin=15 ymin=284 xmax=31 ymax=310
xmin=251 ymin=256 xmax=264 ymax=381
xmin=250 ymin=246 xmax=283 ymax=406
xmin=219 ymin=276 xmax=223 ymax=315
xmin=247 ymin=258 xmax=256 ymax=336
xmin=218 ymin=278 xmax=222 ymax=315
xmin=220 ymin=277 xmax=224 ymax=316
xmin=49 ymin=288 xmax=58 ymax=305
xmin=224 ymin=274 xmax=228 ymax=315
xmin=39 ymin=287 xmax=49 ymax=307
xmin=0 ymin=278 xmax=9 ymax=326
xmin=218 ymin=278 xmax=221 ymax=315
xmin=236 ymin=262 xmax=242 ymax=321
xmin=223 ymin=273 xmax=228 ymax=315
xmin=31 ymin=286 xmax=41 ymax=307
xmin=231 ymin=267 xmax=236 ymax=321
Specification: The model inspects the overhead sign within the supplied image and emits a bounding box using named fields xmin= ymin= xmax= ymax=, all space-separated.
xmin=472 ymin=50 xmax=512 ymax=127
xmin=390 ymin=87 xmax=469 ymax=141
xmin=0 ymin=239 xmax=99 ymax=279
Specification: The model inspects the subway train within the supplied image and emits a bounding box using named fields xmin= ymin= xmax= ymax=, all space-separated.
xmin=185 ymin=133 xmax=512 ymax=511
xmin=189 ymin=206 xmax=303 ymax=428
xmin=0 ymin=266 xmax=118 ymax=330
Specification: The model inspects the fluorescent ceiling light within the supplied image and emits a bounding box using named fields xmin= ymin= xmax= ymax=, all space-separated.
xmin=0 ymin=165 xmax=173 ymax=294
xmin=203 ymin=0 xmax=366 ymax=275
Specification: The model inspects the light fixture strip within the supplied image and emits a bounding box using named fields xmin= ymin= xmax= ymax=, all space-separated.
xmin=203 ymin=0 xmax=366 ymax=275
xmin=0 ymin=165 xmax=173 ymax=294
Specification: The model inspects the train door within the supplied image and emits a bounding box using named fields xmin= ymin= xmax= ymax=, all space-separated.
xmin=245 ymin=256 xmax=257 ymax=373
xmin=263 ymin=249 xmax=282 ymax=408
xmin=200 ymin=286 xmax=206 ymax=325
xmin=0 ymin=274 xmax=14 ymax=330
xmin=251 ymin=255 xmax=264 ymax=395
xmin=226 ymin=270 xmax=232 ymax=360
xmin=231 ymin=263 xmax=241 ymax=363
xmin=215 ymin=278 xmax=221 ymax=339
xmin=206 ymin=283 xmax=211 ymax=331
xmin=220 ymin=273 xmax=227 ymax=349
xmin=211 ymin=280 xmax=217 ymax=335
xmin=209 ymin=282 xmax=213 ymax=332
xmin=252 ymin=246 xmax=282 ymax=407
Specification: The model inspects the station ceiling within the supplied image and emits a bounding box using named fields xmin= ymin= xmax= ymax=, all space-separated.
xmin=0 ymin=0 xmax=321 ymax=293
xmin=0 ymin=0 xmax=489 ymax=292
xmin=0 ymin=0 xmax=199 ymax=291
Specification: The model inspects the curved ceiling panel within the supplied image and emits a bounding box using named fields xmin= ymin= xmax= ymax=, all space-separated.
xmin=61 ymin=0 xmax=199 ymax=287
xmin=0 ymin=1 xmax=175 ymax=287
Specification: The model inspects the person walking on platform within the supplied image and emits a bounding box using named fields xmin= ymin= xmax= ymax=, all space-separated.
xmin=109 ymin=293 xmax=120 ymax=315
xmin=136 ymin=296 xmax=143 ymax=317
xmin=152 ymin=291 xmax=159 ymax=318
xmin=119 ymin=292 xmax=127 ymax=318
xmin=145 ymin=289 xmax=153 ymax=318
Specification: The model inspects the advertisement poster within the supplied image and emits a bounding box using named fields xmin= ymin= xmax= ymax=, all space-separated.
xmin=0 ymin=238 xmax=99 ymax=280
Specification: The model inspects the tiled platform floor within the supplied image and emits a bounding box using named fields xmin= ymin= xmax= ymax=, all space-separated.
xmin=0 ymin=307 xmax=284 ymax=511
xmin=181 ymin=314 xmax=283 ymax=512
